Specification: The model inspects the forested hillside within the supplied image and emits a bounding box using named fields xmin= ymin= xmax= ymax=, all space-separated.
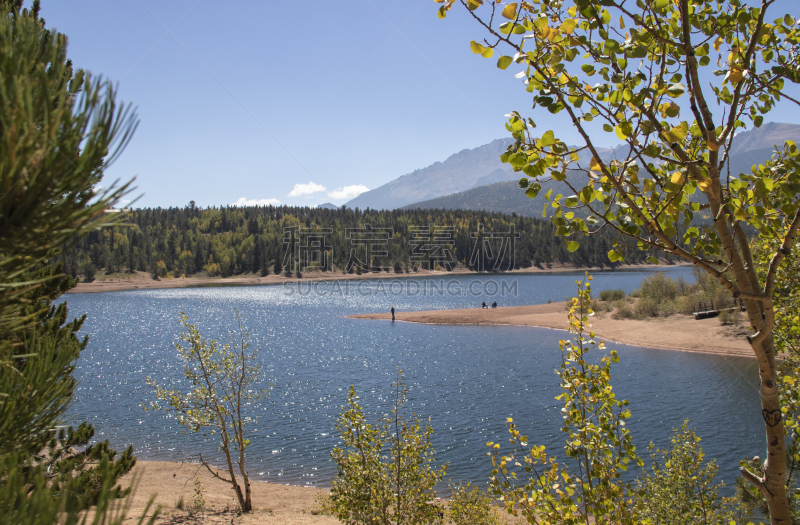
xmin=59 ymin=206 xmax=676 ymax=279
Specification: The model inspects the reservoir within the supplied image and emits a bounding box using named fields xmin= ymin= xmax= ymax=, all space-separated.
xmin=65 ymin=266 xmax=761 ymax=492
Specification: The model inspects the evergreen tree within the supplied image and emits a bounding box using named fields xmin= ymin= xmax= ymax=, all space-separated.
xmin=0 ymin=1 xmax=152 ymax=521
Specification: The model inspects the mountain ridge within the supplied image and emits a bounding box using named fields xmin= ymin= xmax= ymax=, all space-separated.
xmin=348 ymin=122 xmax=800 ymax=212
xmin=402 ymin=122 xmax=800 ymax=216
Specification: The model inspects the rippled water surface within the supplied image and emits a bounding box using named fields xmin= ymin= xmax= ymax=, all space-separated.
xmin=65 ymin=267 xmax=762 ymax=492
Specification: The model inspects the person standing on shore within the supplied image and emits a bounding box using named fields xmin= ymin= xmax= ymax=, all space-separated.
xmin=391 ymin=307 xmax=395 ymax=321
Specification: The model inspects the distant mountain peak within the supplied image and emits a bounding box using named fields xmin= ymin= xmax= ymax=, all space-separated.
xmin=347 ymin=123 xmax=800 ymax=212
xmin=345 ymin=138 xmax=514 ymax=210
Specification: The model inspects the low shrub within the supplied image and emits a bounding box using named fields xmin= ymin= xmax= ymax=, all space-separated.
xmin=592 ymin=300 xmax=614 ymax=315
xmin=599 ymin=289 xmax=626 ymax=301
xmin=613 ymin=304 xmax=636 ymax=319
xmin=638 ymin=272 xmax=679 ymax=304
xmin=310 ymin=494 xmax=334 ymax=516
xmin=676 ymin=295 xmax=700 ymax=315
xmin=719 ymin=308 xmax=742 ymax=325
xmin=659 ymin=299 xmax=680 ymax=315
xmin=636 ymin=296 xmax=660 ymax=317
xmin=448 ymin=482 xmax=504 ymax=525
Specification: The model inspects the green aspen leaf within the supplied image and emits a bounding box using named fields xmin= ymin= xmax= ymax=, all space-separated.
xmin=541 ymin=130 xmax=556 ymax=146
xmin=497 ymin=55 xmax=513 ymax=70
xmin=604 ymin=40 xmax=621 ymax=54
xmin=666 ymin=83 xmax=686 ymax=98
xmin=608 ymin=249 xmax=624 ymax=262
xmin=437 ymin=6 xmax=447 ymax=18
xmin=647 ymin=256 xmax=659 ymax=264
xmin=615 ymin=125 xmax=628 ymax=140
xmin=526 ymin=184 xmax=541 ymax=199
xmin=603 ymin=123 xmax=613 ymax=132
xmin=508 ymin=152 xmax=527 ymax=168
xmin=518 ymin=177 xmax=530 ymax=189
xmin=481 ymin=46 xmax=494 ymax=58
xmin=566 ymin=241 xmax=580 ymax=252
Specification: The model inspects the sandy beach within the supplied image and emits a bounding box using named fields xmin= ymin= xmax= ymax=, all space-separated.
xmin=349 ymin=302 xmax=755 ymax=358
xmin=67 ymin=263 xmax=688 ymax=294
xmin=110 ymin=461 xmax=519 ymax=524
xmin=109 ymin=460 xmax=338 ymax=524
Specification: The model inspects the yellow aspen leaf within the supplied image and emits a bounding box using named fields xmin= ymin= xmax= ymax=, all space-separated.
xmin=713 ymin=36 xmax=723 ymax=51
xmin=698 ymin=177 xmax=712 ymax=191
xmin=501 ymin=2 xmax=518 ymax=19
xmin=664 ymin=123 xmax=688 ymax=142
xmin=466 ymin=0 xmax=483 ymax=9
xmin=470 ymin=40 xmax=484 ymax=54
xmin=728 ymin=69 xmax=745 ymax=83
xmin=567 ymin=5 xmax=577 ymax=16
xmin=561 ymin=18 xmax=576 ymax=34
xmin=707 ymin=140 xmax=719 ymax=151
xmin=589 ymin=157 xmax=602 ymax=171
xmin=671 ymin=172 xmax=685 ymax=185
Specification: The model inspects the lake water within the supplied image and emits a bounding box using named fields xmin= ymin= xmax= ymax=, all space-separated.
xmin=65 ymin=266 xmax=762 ymax=493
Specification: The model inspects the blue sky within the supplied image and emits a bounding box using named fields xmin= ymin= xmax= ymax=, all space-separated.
xmin=43 ymin=1 xmax=800 ymax=209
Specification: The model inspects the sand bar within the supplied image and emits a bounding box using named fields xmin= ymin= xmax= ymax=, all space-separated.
xmin=349 ymin=302 xmax=755 ymax=358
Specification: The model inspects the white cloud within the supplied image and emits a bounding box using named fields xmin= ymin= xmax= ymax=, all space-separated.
xmin=286 ymin=181 xmax=370 ymax=202
xmin=234 ymin=197 xmax=281 ymax=207
xmin=329 ymin=184 xmax=369 ymax=201
xmin=288 ymin=181 xmax=327 ymax=197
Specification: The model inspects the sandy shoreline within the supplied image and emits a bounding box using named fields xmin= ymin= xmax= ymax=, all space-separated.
xmin=110 ymin=460 xmax=522 ymax=524
xmin=348 ymin=302 xmax=755 ymax=358
xmin=111 ymin=460 xmax=337 ymax=524
xmin=67 ymin=263 xmax=689 ymax=294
